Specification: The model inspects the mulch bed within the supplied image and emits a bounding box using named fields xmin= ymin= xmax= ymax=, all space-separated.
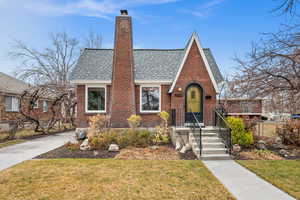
xmin=233 ymin=149 xmax=284 ymax=160
xmin=35 ymin=145 xmax=118 ymax=159
xmin=35 ymin=144 xmax=197 ymax=160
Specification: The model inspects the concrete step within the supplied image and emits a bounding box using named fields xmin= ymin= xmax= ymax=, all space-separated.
xmin=201 ymin=154 xmax=231 ymax=160
xmin=202 ymin=148 xmax=227 ymax=154
xmin=191 ymin=132 xmax=218 ymax=137
xmin=202 ymin=142 xmax=225 ymax=148
xmin=202 ymin=137 xmax=222 ymax=143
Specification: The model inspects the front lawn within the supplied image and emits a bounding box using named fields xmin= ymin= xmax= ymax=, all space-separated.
xmin=0 ymin=139 xmax=26 ymax=149
xmin=0 ymin=159 xmax=235 ymax=200
xmin=237 ymin=160 xmax=300 ymax=199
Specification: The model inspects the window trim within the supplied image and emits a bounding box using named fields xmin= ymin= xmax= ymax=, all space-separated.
xmin=5 ymin=96 xmax=20 ymax=112
xmin=33 ymin=100 xmax=39 ymax=109
xmin=140 ymin=85 xmax=161 ymax=113
xmin=85 ymin=84 xmax=107 ymax=113
xmin=43 ymin=100 xmax=49 ymax=113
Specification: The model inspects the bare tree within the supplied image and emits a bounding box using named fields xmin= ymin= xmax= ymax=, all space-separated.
xmin=274 ymin=0 xmax=300 ymax=16
xmin=10 ymin=32 xmax=79 ymax=85
xmin=233 ymin=26 xmax=300 ymax=113
xmin=19 ymin=85 xmax=77 ymax=134
xmin=85 ymin=29 xmax=102 ymax=48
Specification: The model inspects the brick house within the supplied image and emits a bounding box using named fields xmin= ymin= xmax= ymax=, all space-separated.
xmin=70 ymin=10 xmax=223 ymax=128
xmin=0 ymin=72 xmax=58 ymax=132
xmin=220 ymin=98 xmax=263 ymax=120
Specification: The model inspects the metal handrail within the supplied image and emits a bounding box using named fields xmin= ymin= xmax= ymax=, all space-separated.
xmin=214 ymin=107 xmax=232 ymax=155
xmin=190 ymin=110 xmax=202 ymax=156
xmin=214 ymin=108 xmax=231 ymax=129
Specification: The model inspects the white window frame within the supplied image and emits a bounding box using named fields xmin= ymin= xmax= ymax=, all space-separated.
xmin=33 ymin=100 xmax=39 ymax=109
xmin=43 ymin=100 xmax=49 ymax=113
xmin=140 ymin=85 xmax=161 ymax=113
xmin=5 ymin=96 xmax=20 ymax=112
xmin=85 ymin=84 xmax=107 ymax=113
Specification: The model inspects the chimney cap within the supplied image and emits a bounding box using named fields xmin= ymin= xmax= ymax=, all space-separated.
xmin=120 ymin=10 xmax=128 ymax=15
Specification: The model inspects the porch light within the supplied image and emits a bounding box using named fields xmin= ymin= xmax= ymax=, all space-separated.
xmin=177 ymin=87 xmax=182 ymax=92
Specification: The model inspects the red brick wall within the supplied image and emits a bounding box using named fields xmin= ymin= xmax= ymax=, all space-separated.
xmin=171 ymin=41 xmax=217 ymax=126
xmin=76 ymin=85 xmax=111 ymax=128
xmin=135 ymin=85 xmax=171 ymax=127
xmin=110 ymin=15 xmax=136 ymax=127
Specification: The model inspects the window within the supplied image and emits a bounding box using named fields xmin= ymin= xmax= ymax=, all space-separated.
xmin=5 ymin=96 xmax=20 ymax=112
xmin=240 ymin=101 xmax=250 ymax=113
xmin=140 ymin=86 xmax=160 ymax=112
xmin=32 ymin=100 xmax=39 ymax=109
xmin=86 ymin=86 xmax=106 ymax=113
xmin=43 ymin=101 xmax=48 ymax=112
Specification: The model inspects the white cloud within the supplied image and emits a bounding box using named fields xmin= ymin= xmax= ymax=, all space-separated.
xmin=179 ymin=0 xmax=226 ymax=18
xmin=19 ymin=0 xmax=181 ymax=19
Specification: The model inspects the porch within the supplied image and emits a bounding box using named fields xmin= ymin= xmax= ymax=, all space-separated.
xmin=170 ymin=107 xmax=232 ymax=160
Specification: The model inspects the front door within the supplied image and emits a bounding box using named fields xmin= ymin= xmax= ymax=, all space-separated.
xmin=185 ymin=84 xmax=203 ymax=123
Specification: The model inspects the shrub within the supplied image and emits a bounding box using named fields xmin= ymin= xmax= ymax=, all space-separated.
xmin=227 ymin=117 xmax=254 ymax=147
xmin=88 ymin=114 xmax=110 ymax=138
xmin=120 ymin=129 xmax=153 ymax=148
xmin=153 ymin=111 xmax=170 ymax=145
xmin=127 ymin=115 xmax=141 ymax=130
xmin=277 ymin=120 xmax=300 ymax=146
xmin=89 ymin=129 xmax=154 ymax=150
xmin=89 ymin=131 xmax=118 ymax=150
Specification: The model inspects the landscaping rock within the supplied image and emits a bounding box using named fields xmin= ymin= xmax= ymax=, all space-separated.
xmin=93 ymin=150 xmax=99 ymax=156
xmin=75 ymin=130 xmax=87 ymax=140
xmin=180 ymin=146 xmax=187 ymax=154
xmin=185 ymin=143 xmax=192 ymax=151
xmin=232 ymin=144 xmax=241 ymax=153
xmin=272 ymin=137 xmax=284 ymax=149
xmin=80 ymin=139 xmax=90 ymax=151
xmin=256 ymin=140 xmax=267 ymax=150
xmin=279 ymin=149 xmax=288 ymax=157
xmin=108 ymin=144 xmax=119 ymax=152
xmin=150 ymin=145 xmax=159 ymax=150
xmin=175 ymin=139 xmax=182 ymax=150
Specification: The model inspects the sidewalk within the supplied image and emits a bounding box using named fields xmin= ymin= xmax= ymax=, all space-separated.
xmin=0 ymin=131 xmax=74 ymax=171
xmin=203 ymin=160 xmax=295 ymax=200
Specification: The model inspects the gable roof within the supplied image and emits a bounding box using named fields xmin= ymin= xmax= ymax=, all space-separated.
xmin=70 ymin=34 xmax=223 ymax=88
xmin=0 ymin=72 xmax=30 ymax=94
xmin=168 ymin=32 xmax=221 ymax=93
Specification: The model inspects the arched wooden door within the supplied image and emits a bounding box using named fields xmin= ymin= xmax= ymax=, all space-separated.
xmin=185 ymin=84 xmax=203 ymax=123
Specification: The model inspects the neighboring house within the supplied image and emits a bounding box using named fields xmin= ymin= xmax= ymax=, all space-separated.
xmin=220 ymin=98 xmax=263 ymax=120
xmin=0 ymin=72 xmax=56 ymax=132
xmin=70 ymin=10 xmax=223 ymax=128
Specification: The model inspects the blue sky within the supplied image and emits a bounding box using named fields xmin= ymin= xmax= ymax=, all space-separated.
xmin=0 ymin=0 xmax=290 ymax=77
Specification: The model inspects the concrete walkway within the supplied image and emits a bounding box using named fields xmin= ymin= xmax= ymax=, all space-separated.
xmin=0 ymin=131 xmax=74 ymax=171
xmin=203 ymin=160 xmax=295 ymax=200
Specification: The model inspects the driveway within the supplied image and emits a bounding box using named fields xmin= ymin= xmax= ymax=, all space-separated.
xmin=0 ymin=131 xmax=74 ymax=171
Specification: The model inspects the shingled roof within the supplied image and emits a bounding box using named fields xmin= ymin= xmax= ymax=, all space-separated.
xmin=70 ymin=47 xmax=223 ymax=83
xmin=0 ymin=72 xmax=30 ymax=94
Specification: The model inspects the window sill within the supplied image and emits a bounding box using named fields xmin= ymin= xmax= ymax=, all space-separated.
xmin=85 ymin=111 xmax=106 ymax=114
xmin=140 ymin=111 xmax=160 ymax=114
xmin=5 ymin=111 xmax=20 ymax=113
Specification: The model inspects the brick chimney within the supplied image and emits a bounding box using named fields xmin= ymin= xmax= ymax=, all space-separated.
xmin=110 ymin=10 xmax=136 ymax=127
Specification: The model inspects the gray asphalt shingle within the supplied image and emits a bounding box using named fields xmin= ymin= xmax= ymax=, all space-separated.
xmin=70 ymin=48 xmax=223 ymax=83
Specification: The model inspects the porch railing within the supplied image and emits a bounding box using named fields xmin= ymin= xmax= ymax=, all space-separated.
xmin=171 ymin=108 xmax=202 ymax=156
xmin=214 ymin=107 xmax=232 ymax=154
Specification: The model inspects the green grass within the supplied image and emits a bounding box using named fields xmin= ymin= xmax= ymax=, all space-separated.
xmin=0 ymin=139 xmax=26 ymax=148
xmin=237 ymin=160 xmax=300 ymax=199
xmin=0 ymin=159 xmax=235 ymax=200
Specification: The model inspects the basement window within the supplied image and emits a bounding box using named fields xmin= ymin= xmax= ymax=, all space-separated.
xmin=140 ymin=86 xmax=161 ymax=113
xmin=86 ymin=86 xmax=106 ymax=113
xmin=5 ymin=96 xmax=20 ymax=112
